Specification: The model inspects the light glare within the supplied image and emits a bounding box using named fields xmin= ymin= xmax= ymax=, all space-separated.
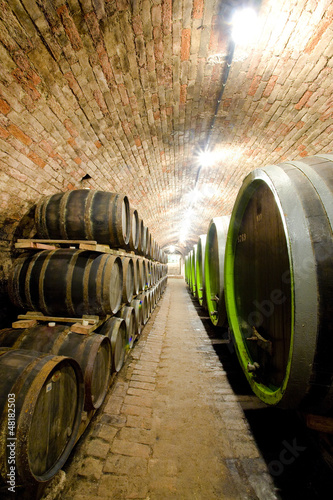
xmin=231 ymin=8 xmax=258 ymax=46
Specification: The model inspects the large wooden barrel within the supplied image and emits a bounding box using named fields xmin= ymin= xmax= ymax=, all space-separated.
xmin=98 ymin=317 xmax=126 ymax=372
xmin=117 ymin=306 xmax=135 ymax=348
xmin=0 ymin=349 xmax=84 ymax=484
xmin=195 ymin=235 xmax=207 ymax=308
xmin=204 ymin=216 xmax=230 ymax=327
xmin=35 ymin=190 xmax=130 ymax=248
xmin=224 ymin=154 xmax=333 ymax=411
xmin=0 ymin=325 xmax=111 ymax=410
xmin=8 ymin=249 xmax=123 ymax=316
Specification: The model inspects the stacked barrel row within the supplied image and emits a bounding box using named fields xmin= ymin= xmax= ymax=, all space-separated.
xmin=185 ymin=153 xmax=333 ymax=416
xmin=34 ymin=189 xmax=167 ymax=263
xmin=0 ymin=189 xmax=167 ymax=488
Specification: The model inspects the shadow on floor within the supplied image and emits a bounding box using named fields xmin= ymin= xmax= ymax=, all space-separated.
xmin=187 ymin=291 xmax=333 ymax=500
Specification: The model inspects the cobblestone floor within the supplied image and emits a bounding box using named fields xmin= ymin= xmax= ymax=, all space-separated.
xmin=60 ymin=278 xmax=278 ymax=500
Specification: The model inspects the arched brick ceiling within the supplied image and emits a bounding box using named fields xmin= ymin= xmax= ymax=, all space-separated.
xmin=0 ymin=0 xmax=332 ymax=255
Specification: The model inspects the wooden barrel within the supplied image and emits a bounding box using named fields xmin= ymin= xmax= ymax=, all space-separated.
xmin=117 ymin=306 xmax=135 ymax=349
xmin=133 ymin=256 xmax=146 ymax=292
xmin=136 ymin=292 xmax=148 ymax=325
xmin=0 ymin=349 xmax=84 ymax=484
xmin=98 ymin=317 xmax=126 ymax=372
xmin=138 ymin=223 xmax=147 ymax=256
xmin=130 ymin=299 xmax=143 ymax=337
xmin=204 ymin=216 xmax=230 ymax=327
xmin=132 ymin=256 xmax=140 ymax=295
xmin=0 ymin=325 xmax=111 ymax=410
xmin=35 ymin=190 xmax=130 ymax=248
xmin=120 ymin=256 xmax=134 ymax=304
xmin=190 ymin=244 xmax=198 ymax=297
xmin=8 ymin=249 xmax=123 ymax=316
xmin=127 ymin=208 xmax=139 ymax=251
xmin=224 ymin=154 xmax=333 ymax=411
xmin=187 ymin=249 xmax=193 ymax=292
xmin=196 ymin=235 xmax=207 ymax=309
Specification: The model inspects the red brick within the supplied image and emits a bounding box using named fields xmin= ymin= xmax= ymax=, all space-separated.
xmin=134 ymin=137 xmax=141 ymax=147
xmin=132 ymin=15 xmax=143 ymax=36
xmin=0 ymin=126 xmax=9 ymax=139
xmin=94 ymin=90 xmax=108 ymax=115
xmin=181 ymin=29 xmax=191 ymax=62
xmin=74 ymin=157 xmax=82 ymax=165
xmin=27 ymin=151 xmax=46 ymax=169
xmin=7 ymin=124 xmax=32 ymax=146
xmin=85 ymin=12 xmax=101 ymax=44
xmin=95 ymin=141 xmax=102 ymax=149
xmin=57 ymin=5 xmax=83 ymax=51
xmin=248 ymin=76 xmax=261 ymax=97
xmin=263 ymin=75 xmax=278 ymax=98
xmin=180 ymin=84 xmax=187 ymax=104
xmin=162 ymin=0 xmax=172 ymax=35
xmin=0 ymin=99 xmax=10 ymax=115
xmin=295 ymin=90 xmax=313 ymax=110
xmin=193 ymin=0 xmax=204 ymax=19
xmin=67 ymin=137 xmax=78 ymax=148
xmin=64 ymin=119 xmax=79 ymax=137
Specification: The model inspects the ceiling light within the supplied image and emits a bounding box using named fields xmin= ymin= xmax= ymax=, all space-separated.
xmin=197 ymin=150 xmax=217 ymax=168
xmin=169 ymin=245 xmax=175 ymax=253
xmin=231 ymin=7 xmax=259 ymax=46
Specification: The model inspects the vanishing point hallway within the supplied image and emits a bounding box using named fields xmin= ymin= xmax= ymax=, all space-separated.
xmin=61 ymin=278 xmax=277 ymax=499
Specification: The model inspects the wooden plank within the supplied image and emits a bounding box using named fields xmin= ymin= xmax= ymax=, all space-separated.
xmin=12 ymin=319 xmax=38 ymax=329
xmin=306 ymin=414 xmax=333 ymax=434
xmin=16 ymin=239 xmax=98 ymax=244
xmin=15 ymin=242 xmax=57 ymax=250
xmin=79 ymin=243 xmax=112 ymax=253
xmin=70 ymin=322 xmax=97 ymax=334
xmin=17 ymin=313 xmax=99 ymax=325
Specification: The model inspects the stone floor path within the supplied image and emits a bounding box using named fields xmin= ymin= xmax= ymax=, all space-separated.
xmin=61 ymin=278 xmax=277 ymax=500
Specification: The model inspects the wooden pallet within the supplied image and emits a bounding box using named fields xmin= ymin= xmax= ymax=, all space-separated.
xmin=15 ymin=239 xmax=137 ymax=258
xmin=13 ymin=312 xmax=107 ymax=335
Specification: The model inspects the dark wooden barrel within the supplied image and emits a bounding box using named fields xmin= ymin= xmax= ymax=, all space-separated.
xmin=204 ymin=216 xmax=230 ymax=327
xmin=224 ymin=154 xmax=333 ymax=411
xmin=117 ymin=306 xmax=135 ymax=348
xmin=120 ymin=256 xmax=134 ymax=304
xmin=127 ymin=208 xmax=139 ymax=251
xmin=196 ymin=235 xmax=207 ymax=308
xmin=130 ymin=299 xmax=143 ymax=337
xmin=0 ymin=349 xmax=84 ymax=484
xmin=8 ymin=249 xmax=123 ymax=317
xmin=35 ymin=190 xmax=130 ymax=248
xmin=98 ymin=317 xmax=126 ymax=372
xmin=0 ymin=325 xmax=111 ymax=410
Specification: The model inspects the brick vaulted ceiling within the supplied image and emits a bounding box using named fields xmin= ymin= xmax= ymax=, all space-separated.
xmin=0 ymin=0 xmax=332 ymax=257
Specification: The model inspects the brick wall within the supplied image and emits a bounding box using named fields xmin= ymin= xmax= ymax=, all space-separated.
xmin=0 ymin=0 xmax=332 ymax=263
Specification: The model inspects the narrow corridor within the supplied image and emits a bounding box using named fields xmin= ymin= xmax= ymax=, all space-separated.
xmin=61 ymin=278 xmax=277 ymax=499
